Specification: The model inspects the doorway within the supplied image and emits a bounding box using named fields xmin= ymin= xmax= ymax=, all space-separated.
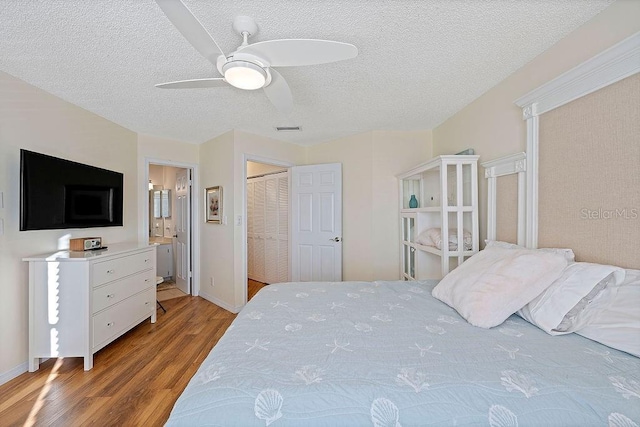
xmin=246 ymin=161 xmax=289 ymax=299
xmin=244 ymin=158 xmax=293 ymax=304
xmin=145 ymin=160 xmax=197 ymax=297
xmin=242 ymin=158 xmax=343 ymax=305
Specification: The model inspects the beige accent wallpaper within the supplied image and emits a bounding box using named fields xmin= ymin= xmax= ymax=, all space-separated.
xmin=495 ymin=173 xmax=519 ymax=244
xmin=538 ymin=73 xmax=640 ymax=268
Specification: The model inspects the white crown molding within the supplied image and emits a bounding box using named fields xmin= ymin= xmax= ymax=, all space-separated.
xmin=515 ymin=31 xmax=640 ymax=249
xmin=482 ymin=152 xmax=526 ymax=178
xmin=515 ymin=31 xmax=640 ymax=116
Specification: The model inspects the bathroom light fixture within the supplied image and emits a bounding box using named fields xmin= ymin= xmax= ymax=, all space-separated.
xmin=148 ymin=180 xmax=154 ymax=190
xmin=222 ymin=60 xmax=267 ymax=90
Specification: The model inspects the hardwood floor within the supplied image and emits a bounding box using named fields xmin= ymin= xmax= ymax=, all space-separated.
xmin=0 ymin=296 xmax=236 ymax=426
xmin=248 ymin=279 xmax=267 ymax=301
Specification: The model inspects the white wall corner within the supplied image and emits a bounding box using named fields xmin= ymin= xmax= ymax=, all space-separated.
xmin=199 ymin=291 xmax=242 ymax=314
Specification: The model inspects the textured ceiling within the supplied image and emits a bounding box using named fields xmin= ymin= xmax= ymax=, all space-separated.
xmin=0 ymin=1 xmax=613 ymax=146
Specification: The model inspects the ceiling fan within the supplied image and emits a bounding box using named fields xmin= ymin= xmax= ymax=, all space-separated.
xmin=154 ymin=0 xmax=358 ymax=114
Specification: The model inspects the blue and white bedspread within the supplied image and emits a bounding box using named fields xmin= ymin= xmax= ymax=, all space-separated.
xmin=166 ymin=281 xmax=640 ymax=426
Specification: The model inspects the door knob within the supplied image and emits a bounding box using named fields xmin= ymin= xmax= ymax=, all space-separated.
xmin=330 ymin=237 xmax=342 ymax=242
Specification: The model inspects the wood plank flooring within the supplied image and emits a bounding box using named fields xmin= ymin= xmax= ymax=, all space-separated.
xmin=0 ymin=296 xmax=236 ymax=427
xmin=248 ymin=279 xmax=267 ymax=301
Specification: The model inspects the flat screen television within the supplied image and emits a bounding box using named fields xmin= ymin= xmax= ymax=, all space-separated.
xmin=20 ymin=150 xmax=124 ymax=231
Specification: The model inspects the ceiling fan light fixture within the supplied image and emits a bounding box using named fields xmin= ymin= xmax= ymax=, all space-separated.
xmin=222 ymin=60 xmax=266 ymax=90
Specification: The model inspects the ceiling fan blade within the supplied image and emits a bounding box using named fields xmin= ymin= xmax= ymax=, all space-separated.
xmin=155 ymin=0 xmax=224 ymax=64
xmin=263 ymin=69 xmax=293 ymax=114
xmin=239 ymin=39 xmax=357 ymax=67
xmin=156 ymin=78 xmax=226 ymax=89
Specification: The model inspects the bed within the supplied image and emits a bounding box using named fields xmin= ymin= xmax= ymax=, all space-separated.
xmin=166 ymin=198 xmax=640 ymax=427
xmin=166 ymin=278 xmax=639 ymax=426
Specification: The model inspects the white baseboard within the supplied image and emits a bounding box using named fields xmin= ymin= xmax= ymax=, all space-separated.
xmin=0 ymin=361 xmax=28 ymax=386
xmin=199 ymin=292 xmax=242 ymax=314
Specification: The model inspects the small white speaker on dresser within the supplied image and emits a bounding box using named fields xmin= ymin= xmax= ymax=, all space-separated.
xmin=70 ymin=237 xmax=103 ymax=251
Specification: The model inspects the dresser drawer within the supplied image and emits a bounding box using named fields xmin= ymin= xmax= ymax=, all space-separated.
xmin=93 ymin=269 xmax=154 ymax=313
xmin=92 ymin=288 xmax=155 ymax=349
xmin=92 ymin=250 xmax=154 ymax=286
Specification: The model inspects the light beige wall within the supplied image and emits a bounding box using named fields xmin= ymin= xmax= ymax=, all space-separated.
xmin=198 ymin=130 xmax=305 ymax=311
xmin=148 ymin=164 xmax=164 ymax=187
xmin=246 ymin=161 xmax=287 ymax=178
xmin=307 ymin=130 xmax=432 ymax=281
xmin=199 ymin=131 xmax=236 ymax=309
xmin=0 ymin=71 xmax=138 ymax=380
xmin=138 ymin=134 xmax=199 ymax=164
xmin=432 ymin=0 xmax=640 ymax=244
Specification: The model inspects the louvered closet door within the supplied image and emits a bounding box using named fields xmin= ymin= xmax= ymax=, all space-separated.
xmin=253 ymin=180 xmax=266 ymax=283
xmin=277 ymin=175 xmax=289 ymax=282
xmin=247 ymin=181 xmax=255 ymax=279
xmin=264 ymin=177 xmax=279 ymax=284
xmin=247 ymin=172 xmax=289 ymax=284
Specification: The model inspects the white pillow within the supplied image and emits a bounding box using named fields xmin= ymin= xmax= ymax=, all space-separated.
xmin=416 ymin=228 xmax=472 ymax=250
xmin=576 ymin=269 xmax=640 ymax=357
xmin=485 ymin=240 xmax=576 ymax=263
xmin=431 ymin=245 xmax=568 ymax=328
xmin=517 ymin=262 xmax=625 ymax=335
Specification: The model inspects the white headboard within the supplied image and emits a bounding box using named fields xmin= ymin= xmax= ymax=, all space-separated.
xmin=482 ymin=153 xmax=527 ymax=246
xmin=515 ymin=32 xmax=640 ymax=260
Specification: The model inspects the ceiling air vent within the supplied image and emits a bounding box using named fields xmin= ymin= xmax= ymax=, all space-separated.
xmin=275 ymin=126 xmax=301 ymax=132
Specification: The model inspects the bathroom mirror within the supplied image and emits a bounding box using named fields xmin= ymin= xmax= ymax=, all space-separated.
xmin=161 ymin=189 xmax=171 ymax=218
xmin=152 ymin=190 xmax=162 ymax=218
xmin=151 ymin=189 xmax=171 ymax=218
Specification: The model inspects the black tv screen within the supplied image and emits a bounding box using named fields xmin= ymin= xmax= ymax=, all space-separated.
xmin=20 ymin=150 xmax=124 ymax=231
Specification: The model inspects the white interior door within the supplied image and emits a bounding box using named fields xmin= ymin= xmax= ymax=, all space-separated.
xmin=175 ymin=169 xmax=191 ymax=294
xmin=277 ymin=174 xmax=289 ymax=282
xmin=291 ymin=163 xmax=342 ymax=282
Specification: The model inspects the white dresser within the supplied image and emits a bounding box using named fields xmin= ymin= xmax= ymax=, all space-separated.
xmin=23 ymin=242 xmax=157 ymax=371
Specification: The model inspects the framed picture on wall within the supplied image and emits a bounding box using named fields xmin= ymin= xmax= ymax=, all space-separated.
xmin=205 ymin=186 xmax=222 ymax=224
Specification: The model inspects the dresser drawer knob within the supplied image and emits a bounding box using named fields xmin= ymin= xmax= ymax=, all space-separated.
xmin=144 ymin=259 xmax=150 ymax=263
xmin=106 ymin=322 xmax=114 ymax=327
xmin=106 ymin=269 xmax=115 ymax=274
xmin=145 ymin=279 xmax=150 ymax=283
xmin=107 ymin=293 xmax=115 ymax=299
